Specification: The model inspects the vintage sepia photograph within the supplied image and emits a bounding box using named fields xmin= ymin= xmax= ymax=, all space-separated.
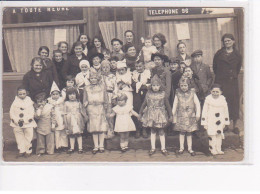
xmin=2 ymin=6 xmax=244 ymax=162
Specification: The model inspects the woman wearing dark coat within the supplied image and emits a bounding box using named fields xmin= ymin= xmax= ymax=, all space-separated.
xmin=213 ymin=33 xmax=242 ymax=133
xmin=38 ymin=46 xmax=59 ymax=87
xmin=124 ymin=43 xmax=140 ymax=71
xmin=23 ymin=57 xmax=53 ymax=101
xmin=52 ymin=50 xmax=68 ymax=89
xmin=65 ymin=41 xmax=89 ymax=77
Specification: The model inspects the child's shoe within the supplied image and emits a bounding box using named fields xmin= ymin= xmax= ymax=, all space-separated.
xmin=67 ymin=149 xmax=74 ymax=154
xmin=188 ymin=150 xmax=196 ymax=156
xmin=148 ymin=149 xmax=156 ymax=156
xmin=161 ymin=149 xmax=169 ymax=156
xmin=217 ymin=150 xmax=224 ymax=155
xmin=78 ymin=149 xmax=83 ymax=154
xmin=176 ymin=149 xmax=184 ymax=155
xmin=17 ymin=153 xmax=25 ymax=158
xmin=92 ymin=148 xmax=99 ymax=154
xmin=121 ymin=147 xmax=126 ymax=152
xmin=99 ymin=147 xmax=105 ymax=153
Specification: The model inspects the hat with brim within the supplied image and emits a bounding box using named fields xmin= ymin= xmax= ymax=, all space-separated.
xmin=151 ymin=53 xmax=169 ymax=62
xmin=191 ymin=50 xmax=203 ymax=58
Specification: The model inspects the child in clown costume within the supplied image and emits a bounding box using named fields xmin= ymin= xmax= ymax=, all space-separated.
xmin=201 ymin=84 xmax=230 ymax=155
xmin=47 ymin=81 xmax=68 ymax=152
xmin=10 ymin=85 xmax=37 ymax=157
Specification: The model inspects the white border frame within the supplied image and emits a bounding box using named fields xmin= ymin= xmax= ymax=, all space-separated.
xmin=0 ymin=0 xmax=256 ymax=190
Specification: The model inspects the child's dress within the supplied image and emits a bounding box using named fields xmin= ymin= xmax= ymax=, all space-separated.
xmin=172 ymin=88 xmax=201 ymax=132
xmin=83 ymin=84 xmax=109 ymax=133
xmin=201 ymin=94 xmax=230 ymax=138
xmin=63 ymin=101 xmax=87 ymax=136
xmin=47 ymin=97 xmax=68 ymax=149
xmin=10 ymin=96 xmax=37 ymax=154
xmin=36 ymin=103 xmax=55 ymax=154
xmin=102 ymin=73 xmax=118 ymax=138
xmin=116 ymin=69 xmax=133 ymax=106
xmin=113 ymin=104 xmax=136 ymax=133
xmin=140 ymin=90 xmax=172 ymax=129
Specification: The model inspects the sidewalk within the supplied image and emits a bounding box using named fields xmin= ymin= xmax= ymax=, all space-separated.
xmin=2 ymin=113 xmax=244 ymax=162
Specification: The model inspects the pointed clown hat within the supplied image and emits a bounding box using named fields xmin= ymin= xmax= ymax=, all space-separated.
xmin=50 ymin=81 xmax=60 ymax=94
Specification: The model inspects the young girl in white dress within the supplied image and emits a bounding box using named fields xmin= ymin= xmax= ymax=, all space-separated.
xmin=201 ymin=84 xmax=230 ymax=155
xmin=109 ymin=93 xmax=139 ymax=152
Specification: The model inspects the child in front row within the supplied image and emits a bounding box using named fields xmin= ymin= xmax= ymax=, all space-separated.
xmin=10 ymin=85 xmax=37 ymax=157
xmin=172 ymin=78 xmax=201 ymax=156
xmin=47 ymin=82 xmax=68 ymax=153
xmin=64 ymin=87 xmax=88 ymax=154
xmin=201 ymin=84 xmax=230 ymax=155
xmin=139 ymin=75 xmax=173 ymax=156
xmin=35 ymin=92 xmax=55 ymax=156
xmin=110 ymin=93 xmax=139 ymax=152
xmin=83 ymin=69 xmax=109 ymax=154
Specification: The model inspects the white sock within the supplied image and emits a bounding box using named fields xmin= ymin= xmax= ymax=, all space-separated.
xmin=179 ymin=134 xmax=185 ymax=151
xmin=99 ymin=133 xmax=105 ymax=148
xmin=216 ymin=134 xmax=223 ymax=153
xmin=187 ymin=135 xmax=192 ymax=151
xmin=69 ymin=137 xmax=75 ymax=150
xmin=93 ymin=134 xmax=99 ymax=149
xmin=151 ymin=133 xmax=156 ymax=150
xmin=159 ymin=135 xmax=166 ymax=150
xmin=77 ymin=136 xmax=82 ymax=150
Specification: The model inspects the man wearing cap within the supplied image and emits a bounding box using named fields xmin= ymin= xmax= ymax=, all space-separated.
xmin=110 ymin=38 xmax=125 ymax=61
xmin=190 ymin=49 xmax=213 ymax=98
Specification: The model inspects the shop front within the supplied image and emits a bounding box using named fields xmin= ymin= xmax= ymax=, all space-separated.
xmin=2 ymin=7 xmax=243 ymax=113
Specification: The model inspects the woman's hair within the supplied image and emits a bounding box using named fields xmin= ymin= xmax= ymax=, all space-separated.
xmin=70 ymin=41 xmax=84 ymax=55
xmin=152 ymin=33 xmax=167 ymax=46
xmin=77 ymin=33 xmax=91 ymax=49
xmin=92 ymin=35 xmax=106 ymax=49
xmin=30 ymin=57 xmax=44 ymax=67
xmin=109 ymin=56 xmax=119 ymax=62
xmin=177 ymin=41 xmax=186 ymax=49
xmin=66 ymin=75 xmax=76 ymax=84
xmin=124 ymin=30 xmax=135 ymax=37
xmin=221 ymin=33 xmax=236 ymax=48
xmin=38 ymin=46 xmax=50 ymax=57
xmin=210 ymin=83 xmax=223 ymax=91
xmin=57 ymin=41 xmax=69 ymax=52
xmin=65 ymin=87 xmax=79 ymax=101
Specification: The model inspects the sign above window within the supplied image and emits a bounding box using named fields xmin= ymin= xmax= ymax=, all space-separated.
xmin=147 ymin=8 xmax=202 ymax=16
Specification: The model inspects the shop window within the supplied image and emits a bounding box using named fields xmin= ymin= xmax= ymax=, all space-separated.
xmin=98 ymin=7 xmax=133 ymax=21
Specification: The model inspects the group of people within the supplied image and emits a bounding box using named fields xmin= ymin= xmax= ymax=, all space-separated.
xmin=9 ymin=31 xmax=242 ymax=158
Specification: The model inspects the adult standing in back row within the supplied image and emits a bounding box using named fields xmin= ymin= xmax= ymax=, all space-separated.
xmin=213 ymin=33 xmax=242 ymax=134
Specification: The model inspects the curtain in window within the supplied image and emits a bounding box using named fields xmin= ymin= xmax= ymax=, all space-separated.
xmin=4 ymin=25 xmax=80 ymax=73
xmin=116 ymin=21 xmax=133 ymax=44
xmin=147 ymin=18 xmax=222 ymax=69
xmin=99 ymin=21 xmax=116 ymax=51
xmin=99 ymin=21 xmax=133 ymax=51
